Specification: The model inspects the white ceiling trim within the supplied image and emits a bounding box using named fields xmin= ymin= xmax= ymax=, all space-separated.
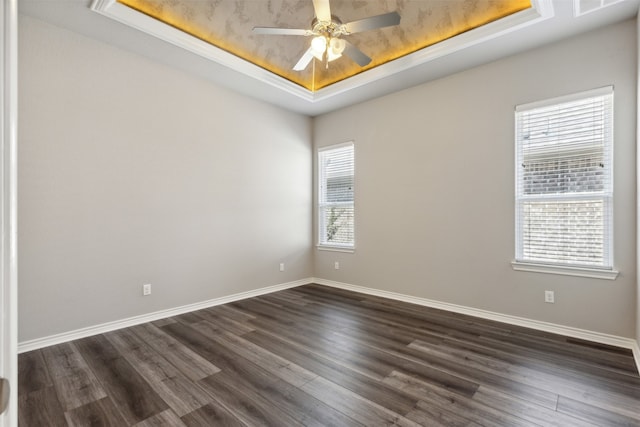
xmin=91 ymin=0 xmax=314 ymax=101
xmin=20 ymin=0 xmax=638 ymax=116
xmin=315 ymin=0 xmax=555 ymax=102
xmin=90 ymin=0 xmax=555 ymax=104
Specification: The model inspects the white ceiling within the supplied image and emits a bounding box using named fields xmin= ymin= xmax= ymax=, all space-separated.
xmin=19 ymin=0 xmax=640 ymax=116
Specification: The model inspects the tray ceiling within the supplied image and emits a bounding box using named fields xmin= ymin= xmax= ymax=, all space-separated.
xmin=114 ymin=0 xmax=531 ymax=91
xmin=20 ymin=0 xmax=639 ymax=115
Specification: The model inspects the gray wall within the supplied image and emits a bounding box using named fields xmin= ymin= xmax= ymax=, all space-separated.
xmin=314 ymin=19 xmax=637 ymax=338
xmin=18 ymin=16 xmax=313 ymax=342
xmin=18 ymin=15 xmax=638 ymax=343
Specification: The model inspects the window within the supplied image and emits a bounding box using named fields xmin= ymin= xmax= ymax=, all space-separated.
xmin=514 ymin=87 xmax=616 ymax=278
xmin=318 ymin=142 xmax=354 ymax=250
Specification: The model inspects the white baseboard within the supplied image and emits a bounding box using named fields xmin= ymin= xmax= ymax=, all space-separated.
xmin=18 ymin=278 xmax=312 ymax=353
xmin=312 ymin=277 xmax=640 ymax=371
xmin=633 ymin=341 xmax=640 ymax=373
xmin=19 ymin=276 xmax=640 ymax=375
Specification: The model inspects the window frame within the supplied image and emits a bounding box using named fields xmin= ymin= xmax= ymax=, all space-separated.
xmin=317 ymin=141 xmax=355 ymax=252
xmin=512 ymin=87 xmax=618 ymax=280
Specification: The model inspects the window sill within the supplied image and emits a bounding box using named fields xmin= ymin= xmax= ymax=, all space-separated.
xmin=317 ymin=245 xmax=355 ymax=253
xmin=511 ymin=261 xmax=618 ymax=280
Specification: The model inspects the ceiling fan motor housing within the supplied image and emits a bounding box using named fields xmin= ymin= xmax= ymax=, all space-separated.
xmin=311 ymin=15 xmax=348 ymax=38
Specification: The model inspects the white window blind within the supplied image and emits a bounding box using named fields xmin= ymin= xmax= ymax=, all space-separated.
xmin=318 ymin=142 xmax=354 ymax=248
xmin=515 ymin=87 xmax=613 ymax=269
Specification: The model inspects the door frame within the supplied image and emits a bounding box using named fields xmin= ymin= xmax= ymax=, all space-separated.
xmin=0 ymin=0 xmax=18 ymax=425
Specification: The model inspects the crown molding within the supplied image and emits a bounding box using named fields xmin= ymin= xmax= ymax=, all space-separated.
xmin=19 ymin=0 xmax=638 ymax=115
xmin=90 ymin=0 xmax=554 ymax=104
xmin=315 ymin=0 xmax=554 ymax=102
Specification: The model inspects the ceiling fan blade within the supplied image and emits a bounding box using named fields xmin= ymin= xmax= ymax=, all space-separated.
xmin=293 ymin=47 xmax=315 ymax=71
xmin=343 ymin=40 xmax=371 ymax=67
xmin=252 ymin=27 xmax=310 ymax=36
xmin=312 ymin=0 xmax=331 ymax=22
xmin=343 ymin=11 xmax=401 ymax=34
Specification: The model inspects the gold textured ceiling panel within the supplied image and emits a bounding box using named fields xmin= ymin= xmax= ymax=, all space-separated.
xmin=118 ymin=0 xmax=531 ymax=91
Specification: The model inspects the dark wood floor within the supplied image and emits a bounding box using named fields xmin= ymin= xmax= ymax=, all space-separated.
xmin=18 ymin=284 xmax=640 ymax=426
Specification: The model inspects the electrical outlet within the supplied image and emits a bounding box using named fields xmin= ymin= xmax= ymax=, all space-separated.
xmin=334 ymin=261 xmax=340 ymax=270
xmin=143 ymin=284 xmax=152 ymax=296
xmin=279 ymin=263 xmax=285 ymax=272
xmin=544 ymin=290 xmax=554 ymax=303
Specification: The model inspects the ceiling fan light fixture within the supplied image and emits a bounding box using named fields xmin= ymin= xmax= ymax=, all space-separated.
xmin=311 ymin=36 xmax=327 ymax=54
xmin=327 ymin=50 xmax=341 ymax=62
xmin=328 ymin=37 xmax=346 ymax=62
xmin=253 ymin=0 xmax=402 ymax=74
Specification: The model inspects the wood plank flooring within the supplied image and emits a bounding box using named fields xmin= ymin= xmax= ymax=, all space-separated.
xmin=18 ymin=284 xmax=640 ymax=426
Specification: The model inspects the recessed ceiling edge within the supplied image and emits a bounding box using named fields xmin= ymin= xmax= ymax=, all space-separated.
xmin=90 ymin=0 xmax=554 ymax=104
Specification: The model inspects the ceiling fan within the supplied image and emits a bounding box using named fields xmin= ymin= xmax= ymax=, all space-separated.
xmin=252 ymin=0 xmax=401 ymax=71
